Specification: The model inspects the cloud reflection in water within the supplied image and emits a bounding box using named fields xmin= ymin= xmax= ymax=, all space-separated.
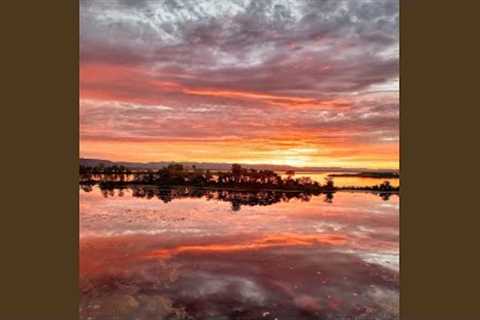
xmin=80 ymin=187 xmax=398 ymax=320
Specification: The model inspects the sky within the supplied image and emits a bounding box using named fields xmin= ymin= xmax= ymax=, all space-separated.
xmin=80 ymin=0 xmax=399 ymax=169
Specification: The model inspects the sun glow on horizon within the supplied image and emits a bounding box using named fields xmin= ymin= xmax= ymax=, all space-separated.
xmin=80 ymin=139 xmax=398 ymax=170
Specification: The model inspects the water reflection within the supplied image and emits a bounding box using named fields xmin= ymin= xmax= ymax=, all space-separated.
xmin=80 ymin=184 xmax=398 ymax=212
xmin=80 ymin=187 xmax=399 ymax=320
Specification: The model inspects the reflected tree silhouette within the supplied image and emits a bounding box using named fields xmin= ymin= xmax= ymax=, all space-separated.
xmin=324 ymin=192 xmax=334 ymax=203
xmin=91 ymin=184 xmax=394 ymax=208
xmin=80 ymin=184 xmax=93 ymax=193
xmin=96 ymin=185 xmax=325 ymax=211
xmin=380 ymin=192 xmax=391 ymax=201
xmin=90 ymin=182 xmax=397 ymax=210
xmin=231 ymin=200 xmax=241 ymax=212
xmin=90 ymin=185 xmax=386 ymax=214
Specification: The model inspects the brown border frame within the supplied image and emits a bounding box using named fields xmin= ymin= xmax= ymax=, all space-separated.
xmin=1 ymin=0 xmax=78 ymax=318
xmin=1 ymin=0 xmax=480 ymax=319
xmin=400 ymin=1 xmax=480 ymax=319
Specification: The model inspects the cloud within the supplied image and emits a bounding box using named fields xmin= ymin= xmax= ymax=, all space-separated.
xmin=80 ymin=0 xmax=399 ymax=168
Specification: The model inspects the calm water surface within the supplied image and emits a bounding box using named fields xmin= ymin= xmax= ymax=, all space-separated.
xmin=80 ymin=186 xmax=399 ymax=320
xmin=279 ymin=172 xmax=399 ymax=188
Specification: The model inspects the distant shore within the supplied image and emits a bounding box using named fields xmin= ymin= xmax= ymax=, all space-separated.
xmin=80 ymin=158 xmax=399 ymax=175
xmin=328 ymin=172 xmax=399 ymax=179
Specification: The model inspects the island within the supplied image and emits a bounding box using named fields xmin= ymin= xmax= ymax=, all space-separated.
xmin=328 ymin=172 xmax=399 ymax=179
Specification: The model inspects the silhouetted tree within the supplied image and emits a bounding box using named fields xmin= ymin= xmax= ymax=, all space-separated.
xmin=324 ymin=177 xmax=335 ymax=191
xmin=285 ymin=170 xmax=295 ymax=179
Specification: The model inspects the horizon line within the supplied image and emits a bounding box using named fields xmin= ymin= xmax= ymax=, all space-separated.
xmin=79 ymin=157 xmax=399 ymax=172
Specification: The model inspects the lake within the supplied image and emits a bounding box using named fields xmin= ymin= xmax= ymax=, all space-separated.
xmin=80 ymin=186 xmax=399 ymax=320
xmin=279 ymin=172 xmax=399 ymax=188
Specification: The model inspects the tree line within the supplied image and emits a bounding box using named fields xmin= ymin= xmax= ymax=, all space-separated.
xmin=80 ymin=163 xmax=398 ymax=193
xmin=80 ymin=163 xmax=333 ymax=191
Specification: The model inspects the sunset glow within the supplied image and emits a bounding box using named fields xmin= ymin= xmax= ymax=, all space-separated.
xmin=80 ymin=0 xmax=399 ymax=169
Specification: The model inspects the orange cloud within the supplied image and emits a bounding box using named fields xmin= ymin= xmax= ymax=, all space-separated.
xmin=81 ymin=64 xmax=352 ymax=109
xmin=182 ymin=87 xmax=350 ymax=109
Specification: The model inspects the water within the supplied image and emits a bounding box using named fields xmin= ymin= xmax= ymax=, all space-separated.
xmin=279 ymin=172 xmax=399 ymax=188
xmin=80 ymin=186 xmax=399 ymax=320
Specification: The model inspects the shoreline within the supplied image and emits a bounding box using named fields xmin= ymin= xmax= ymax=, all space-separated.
xmin=79 ymin=182 xmax=399 ymax=195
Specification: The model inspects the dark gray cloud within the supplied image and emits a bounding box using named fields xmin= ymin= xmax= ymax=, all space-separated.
xmin=81 ymin=0 xmax=398 ymax=98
